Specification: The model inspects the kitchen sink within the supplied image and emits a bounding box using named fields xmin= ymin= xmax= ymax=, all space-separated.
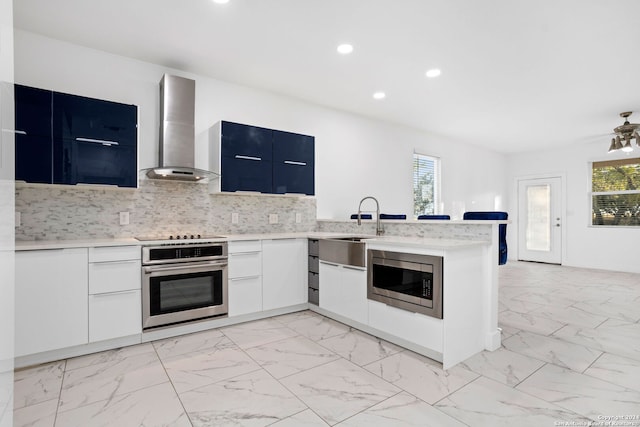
xmin=332 ymin=237 xmax=370 ymax=242
xmin=319 ymin=236 xmax=374 ymax=267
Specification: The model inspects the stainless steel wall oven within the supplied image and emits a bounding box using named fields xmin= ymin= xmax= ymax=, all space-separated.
xmin=367 ymin=249 xmax=443 ymax=319
xmin=141 ymin=241 xmax=228 ymax=329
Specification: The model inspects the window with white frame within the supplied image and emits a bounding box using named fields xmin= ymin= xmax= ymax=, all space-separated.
xmin=413 ymin=153 xmax=440 ymax=218
xmin=591 ymin=158 xmax=640 ymax=226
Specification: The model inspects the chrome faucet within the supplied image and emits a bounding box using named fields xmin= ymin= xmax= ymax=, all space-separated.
xmin=357 ymin=196 xmax=384 ymax=236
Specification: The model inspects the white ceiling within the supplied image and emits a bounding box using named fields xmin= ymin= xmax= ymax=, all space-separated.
xmin=13 ymin=0 xmax=640 ymax=154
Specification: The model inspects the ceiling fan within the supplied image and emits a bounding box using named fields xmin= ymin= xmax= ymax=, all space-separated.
xmin=608 ymin=112 xmax=640 ymax=153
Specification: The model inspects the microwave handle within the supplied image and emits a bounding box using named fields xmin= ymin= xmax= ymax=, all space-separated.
xmin=372 ymin=257 xmax=433 ymax=273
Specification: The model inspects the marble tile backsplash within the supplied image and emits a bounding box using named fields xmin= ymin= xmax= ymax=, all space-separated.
xmin=15 ymin=180 xmax=317 ymax=241
xmin=316 ymin=220 xmax=493 ymax=241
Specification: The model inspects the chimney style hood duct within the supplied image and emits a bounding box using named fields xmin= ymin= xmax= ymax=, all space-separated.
xmin=145 ymin=74 xmax=218 ymax=182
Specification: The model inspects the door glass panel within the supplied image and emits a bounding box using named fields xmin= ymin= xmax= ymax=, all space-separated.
xmin=526 ymin=185 xmax=551 ymax=251
xmin=150 ymin=271 xmax=223 ymax=315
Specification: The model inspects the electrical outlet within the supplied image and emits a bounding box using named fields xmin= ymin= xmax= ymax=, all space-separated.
xmin=295 ymin=213 xmax=302 ymax=223
xmin=269 ymin=214 xmax=278 ymax=224
xmin=119 ymin=211 xmax=130 ymax=225
xmin=15 ymin=211 xmax=21 ymax=227
xmin=231 ymin=212 xmax=239 ymax=224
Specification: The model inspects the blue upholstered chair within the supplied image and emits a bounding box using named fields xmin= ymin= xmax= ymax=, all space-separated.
xmin=379 ymin=214 xmax=407 ymax=220
xmin=417 ymin=215 xmax=451 ymax=220
xmin=463 ymin=211 xmax=508 ymax=265
xmin=350 ymin=214 xmax=373 ymax=219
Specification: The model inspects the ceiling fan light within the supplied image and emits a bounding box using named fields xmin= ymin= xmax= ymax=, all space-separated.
xmin=634 ymin=131 xmax=640 ymax=146
xmin=614 ymin=135 xmax=623 ymax=150
xmin=608 ymin=138 xmax=618 ymax=153
xmin=622 ymin=137 xmax=634 ymax=152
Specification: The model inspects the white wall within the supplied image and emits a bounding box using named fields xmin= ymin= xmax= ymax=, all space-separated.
xmin=0 ymin=0 xmax=14 ymax=424
xmin=506 ymin=142 xmax=640 ymax=273
xmin=14 ymin=30 xmax=507 ymax=220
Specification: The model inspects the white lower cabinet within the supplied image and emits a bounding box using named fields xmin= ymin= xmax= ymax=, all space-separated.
xmin=368 ymin=299 xmax=443 ymax=352
xmin=228 ymin=276 xmax=262 ymax=316
xmin=228 ymin=240 xmax=263 ymax=317
xmin=262 ymin=239 xmax=307 ymax=311
xmin=319 ymin=261 xmax=368 ymax=324
xmin=89 ymin=290 xmax=141 ymax=342
xmin=15 ymin=248 xmax=89 ymax=357
xmin=88 ymin=245 xmax=141 ymax=343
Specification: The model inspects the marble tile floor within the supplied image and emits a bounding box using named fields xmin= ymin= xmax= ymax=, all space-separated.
xmin=14 ymin=261 xmax=640 ymax=426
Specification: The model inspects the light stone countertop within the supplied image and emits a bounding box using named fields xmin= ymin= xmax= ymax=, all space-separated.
xmin=15 ymin=232 xmax=488 ymax=251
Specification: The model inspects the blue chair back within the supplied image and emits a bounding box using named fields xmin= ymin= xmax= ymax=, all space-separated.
xmin=417 ymin=215 xmax=450 ymax=220
xmin=379 ymin=214 xmax=406 ymax=220
xmin=350 ymin=214 xmax=372 ymax=220
xmin=463 ymin=211 xmax=508 ymax=265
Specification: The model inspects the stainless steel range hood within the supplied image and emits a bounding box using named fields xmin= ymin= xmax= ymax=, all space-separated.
xmin=145 ymin=74 xmax=218 ymax=182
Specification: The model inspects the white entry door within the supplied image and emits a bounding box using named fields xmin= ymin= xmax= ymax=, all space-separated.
xmin=517 ymin=177 xmax=562 ymax=264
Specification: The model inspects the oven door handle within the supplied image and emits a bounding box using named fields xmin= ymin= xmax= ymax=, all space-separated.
xmin=143 ymin=260 xmax=227 ymax=274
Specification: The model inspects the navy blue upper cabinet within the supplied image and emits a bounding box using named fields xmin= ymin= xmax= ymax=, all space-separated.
xmin=220 ymin=121 xmax=273 ymax=193
xmin=14 ymin=85 xmax=53 ymax=184
xmin=53 ymin=92 xmax=137 ymax=146
xmin=216 ymin=121 xmax=315 ymax=195
xmin=53 ymin=92 xmax=137 ymax=187
xmin=14 ymin=84 xmax=138 ymax=188
xmin=272 ymin=130 xmax=315 ymax=195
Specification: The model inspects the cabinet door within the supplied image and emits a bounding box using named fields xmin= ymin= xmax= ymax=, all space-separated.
xmin=15 ymin=248 xmax=89 ymax=357
xmin=220 ymin=122 xmax=273 ymax=193
xmin=228 ymin=276 xmax=262 ymax=316
xmin=319 ymin=262 xmax=367 ymax=324
xmin=262 ymin=239 xmax=307 ymax=310
xmin=89 ymin=260 xmax=141 ymax=294
xmin=14 ymin=85 xmax=53 ymax=183
xmin=53 ymin=92 xmax=138 ymax=187
xmin=53 ymin=92 xmax=137 ymax=145
xmin=340 ymin=266 xmax=368 ymax=324
xmin=318 ymin=261 xmax=342 ymax=312
xmin=89 ymin=290 xmax=141 ymax=342
xmin=272 ymin=130 xmax=314 ymax=195
xmin=61 ymin=138 xmax=137 ymax=187
xmin=229 ymin=252 xmax=262 ymax=279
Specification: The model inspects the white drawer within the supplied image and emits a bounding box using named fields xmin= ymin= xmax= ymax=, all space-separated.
xmin=89 ymin=290 xmax=141 ymax=342
xmin=89 ymin=260 xmax=141 ymax=294
xmin=228 ymin=276 xmax=262 ymax=316
xmin=229 ymin=252 xmax=261 ymax=279
xmin=89 ymin=245 xmax=141 ymax=262
xmin=228 ymin=240 xmax=261 ymax=254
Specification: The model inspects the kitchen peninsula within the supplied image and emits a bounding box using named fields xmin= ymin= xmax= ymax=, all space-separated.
xmin=15 ymin=218 xmax=505 ymax=370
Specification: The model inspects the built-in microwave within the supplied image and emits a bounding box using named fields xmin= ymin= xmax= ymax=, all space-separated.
xmin=367 ymin=249 xmax=443 ymax=319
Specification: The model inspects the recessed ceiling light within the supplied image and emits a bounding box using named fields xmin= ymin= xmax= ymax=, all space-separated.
xmin=425 ymin=69 xmax=441 ymax=78
xmin=373 ymin=92 xmax=386 ymax=100
xmin=337 ymin=44 xmax=354 ymax=55
xmin=212 ymin=0 xmax=229 ymax=4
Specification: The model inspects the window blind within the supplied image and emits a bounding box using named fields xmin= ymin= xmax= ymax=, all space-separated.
xmin=413 ymin=153 xmax=440 ymax=217
xmin=591 ymin=157 xmax=640 ymax=226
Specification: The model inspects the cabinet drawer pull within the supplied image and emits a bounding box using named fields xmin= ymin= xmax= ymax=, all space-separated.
xmin=90 ymin=259 xmax=140 ymax=266
xmin=76 ymin=137 xmax=120 ymax=146
xmin=235 ymin=155 xmax=261 ymax=161
xmin=284 ymin=160 xmax=307 ymax=166
xmin=229 ymin=275 xmax=260 ymax=281
xmin=92 ymin=289 xmax=139 ymax=297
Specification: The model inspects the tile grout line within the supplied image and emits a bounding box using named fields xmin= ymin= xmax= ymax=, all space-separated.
xmin=151 ymin=341 xmax=195 ymax=427
xmin=52 ymin=359 xmax=66 ymax=427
